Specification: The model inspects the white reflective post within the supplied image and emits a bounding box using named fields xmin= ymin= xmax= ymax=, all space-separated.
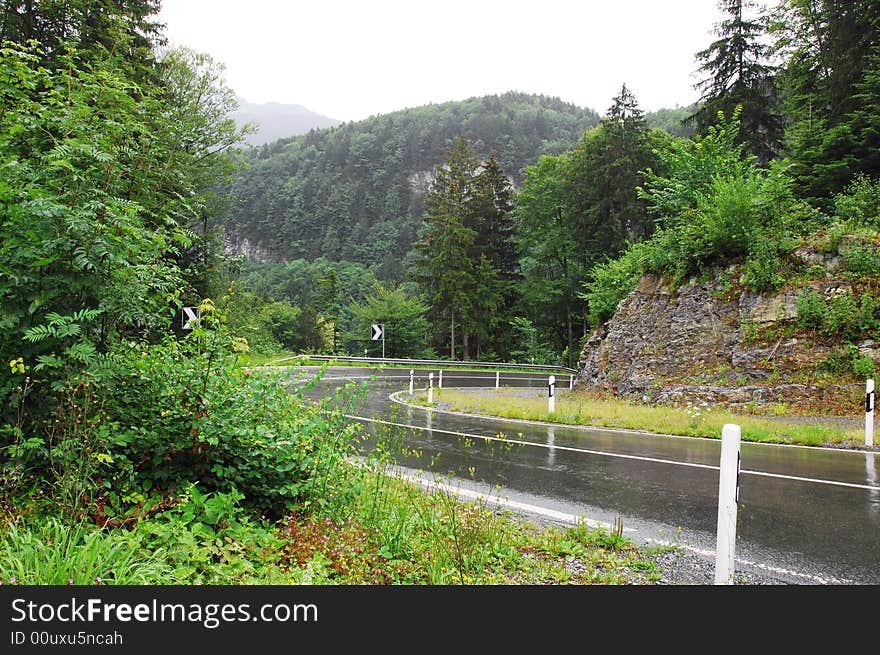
xmin=428 ymin=372 xmax=434 ymax=404
xmin=495 ymin=371 xmax=500 ymax=389
xmin=569 ymin=374 xmax=573 ymax=390
xmin=866 ymin=379 xmax=875 ymax=448
xmin=715 ymin=424 xmax=741 ymax=585
xmin=438 ymin=370 xmax=443 ymax=389
xmin=548 ymin=375 xmax=556 ymax=414
xmin=409 ymin=369 xmax=414 ymax=396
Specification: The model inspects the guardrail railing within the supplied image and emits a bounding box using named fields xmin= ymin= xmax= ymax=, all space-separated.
xmin=271 ymin=354 xmax=578 ymax=374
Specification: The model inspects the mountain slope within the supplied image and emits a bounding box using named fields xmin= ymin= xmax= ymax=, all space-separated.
xmin=233 ymin=99 xmax=342 ymax=146
xmin=222 ymin=92 xmax=600 ymax=277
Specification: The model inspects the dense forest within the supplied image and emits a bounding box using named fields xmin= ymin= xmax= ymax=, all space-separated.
xmin=222 ymin=93 xmax=601 ymax=275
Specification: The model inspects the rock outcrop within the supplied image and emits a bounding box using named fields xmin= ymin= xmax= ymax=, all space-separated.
xmin=575 ymin=266 xmax=864 ymax=408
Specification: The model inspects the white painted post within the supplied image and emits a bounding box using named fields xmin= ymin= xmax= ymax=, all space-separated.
xmin=866 ymin=379 xmax=875 ymax=448
xmin=495 ymin=371 xmax=500 ymax=389
xmin=438 ymin=370 xmax=443 ymax=389
xmin=409 ymin=369 xmax=414 ymax=395
xmin=569 ymin=374 xmax=573 ymax=390
xmin=548 ymin=375 xmax=556 ymax=414
xmin=428 ymin=372 xmax=434 ymax=404
xmin=715 ymin=424 xmax=741 ymax=585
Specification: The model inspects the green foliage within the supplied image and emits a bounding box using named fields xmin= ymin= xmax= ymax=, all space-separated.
xmin=689 ymin=0 xmax=783 ymax=162
xmin=0 ymin=517 xmax=172 ymax=585
xmin=0 ymin=39 xmax=247 ymax=438
xmin=94 ymin=324 xmax=360 ymax=518
xmin=833 ymin=175 xmax=880 ymax=229
xmin=771 ymin=1 xmax=880 ymax=202
xmin=412 ymin=137 xmax=518 ymax=360
xmin=583 ymin=239 xmax=663 ymax=327
xmin=822 ymin=343 xmax=876 ymax=380
xmin=742 ymin=238 xmax=785 ymax=292
xmin=583 ymin=112 xmax=803 ymax=326
xmin=507 ymin=317 xmax=559 ymax=366
xmin=795 ymin=288 xmax=880 ymax=345
xmin=345 ymin=283 xmax=431 ymax=358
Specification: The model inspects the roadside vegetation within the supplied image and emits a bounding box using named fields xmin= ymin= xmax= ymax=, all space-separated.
xmin=424 ymin=388 xmax=865 ymax=448
xmin=1 ymin=314 xmax=668 ymax=585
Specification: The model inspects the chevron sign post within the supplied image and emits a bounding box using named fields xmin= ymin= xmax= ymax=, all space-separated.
xmin=371 ymin=323 xmax=385 ymax=358
xmin=182 ymin=306 xmax=200 ymax=330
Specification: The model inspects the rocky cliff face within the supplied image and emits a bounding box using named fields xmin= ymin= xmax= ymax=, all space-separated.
xmin=575 ymin=262 xmax=868 ymax=409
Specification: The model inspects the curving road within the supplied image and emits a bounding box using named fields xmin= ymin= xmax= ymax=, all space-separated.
xmin=294 ymin=365 xmax=880 ymax=584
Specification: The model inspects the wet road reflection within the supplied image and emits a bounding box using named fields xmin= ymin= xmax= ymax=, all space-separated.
xmin=295 ymin=366 xmax=880 ymax=584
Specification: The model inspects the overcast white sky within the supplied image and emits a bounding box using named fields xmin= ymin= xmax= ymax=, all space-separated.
xmin=158 ymin=0 xmax=738 ymax=122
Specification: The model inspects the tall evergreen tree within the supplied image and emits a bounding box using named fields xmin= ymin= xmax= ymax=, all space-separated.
xmin=412 ymin=138 xmax=519 ymax=360
xmin=567 ymin=85 xmax=661 ymax=254
xmin=771 ymin=0 xmax=880 ymax=201
xmin=689 ymin=0 xmax=784 ymax=163
xmin=470 ymin=153 xmax=518 ymax=357
xmin=412 ymin=137 xmax=481 ymax=359
xmin=1 ymin=0 xmax=165 ymax=83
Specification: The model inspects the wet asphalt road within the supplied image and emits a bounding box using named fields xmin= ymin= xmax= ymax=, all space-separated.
xmin=291 ymin=366 xmax=880 ymax=584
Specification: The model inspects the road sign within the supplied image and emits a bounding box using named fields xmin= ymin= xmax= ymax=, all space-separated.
xmin=371 ymin=324 xmax=385 ymax=341
xmin=182 ymin=306 xmax=201 ymax=330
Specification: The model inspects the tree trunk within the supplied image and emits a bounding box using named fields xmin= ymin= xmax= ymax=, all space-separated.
xmin=463 ymin=331 xmax=469 ymax=362
xmin=450 ymin=307 xmax=456 ymax=359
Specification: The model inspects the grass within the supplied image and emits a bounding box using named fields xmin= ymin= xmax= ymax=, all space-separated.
xmin=425 ymin=388 xmax=866 ymax=448
xmin=0 ymin=468 xmax=666 ymax=586
xmin=0 ymin=517 xmax=173 ymax=585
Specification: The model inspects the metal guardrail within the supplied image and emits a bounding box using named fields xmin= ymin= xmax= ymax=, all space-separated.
xmin=272 ymin=354 xmax=578 ymax=374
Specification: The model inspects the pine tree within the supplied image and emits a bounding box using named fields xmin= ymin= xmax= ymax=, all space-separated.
xmin=568 ymin=85 xmax=660 ymax=253
xmin=689 ymin=0 xmax=784 ymax=163
xmin=771 ymin=0 xmax=880 ymax=202
xmin=412 ymin=137 xmax=481 ymax=359
xmin=412 ymin=138 xmax=519 ymax=360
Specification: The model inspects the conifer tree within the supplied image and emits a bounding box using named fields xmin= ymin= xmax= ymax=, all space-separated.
xmin=689 ymin=0 xmax=783 ymax=163
xmin=412 ymin=137 xmax=480 ymax=359
xmin=412 ymin=138 xmax=519 ymax=359
xmin=771 ymin=0 xmax=880 ymax=202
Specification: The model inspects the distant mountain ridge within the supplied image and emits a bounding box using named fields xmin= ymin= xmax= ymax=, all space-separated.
xmin=232 ymin=99 xmax=342 ymax=146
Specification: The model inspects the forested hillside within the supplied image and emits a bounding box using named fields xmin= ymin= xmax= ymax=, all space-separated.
xmin=222 ymin=93 xmax=600 ymax=274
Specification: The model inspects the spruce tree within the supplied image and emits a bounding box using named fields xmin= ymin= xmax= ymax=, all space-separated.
xmin=689 ymin=0 xmax=783 ymax=163
xmin=771 ymin=0 xmax=880 ymax=202
xmin=412 ymin=137 xmax=481 ymax=359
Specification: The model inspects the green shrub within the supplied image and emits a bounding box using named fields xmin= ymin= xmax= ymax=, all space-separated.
xmin=840 ymin=240 xmax=880 ymax=275
xmin=2 ymin=300 xmax=365 ymax=521
xmin=743 ymin=239 xmax=785 ymax=292
xmin=795 ymin=289 xmax=827 ymax=331
xmin=834 ymin=175 xmax=880 ymax=229
xmin=97 ymin=328 xmax=362 ymax=519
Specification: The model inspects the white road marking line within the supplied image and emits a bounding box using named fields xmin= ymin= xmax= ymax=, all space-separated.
xmin=349 ymin=414 xmax=880 ymax=492
xmin=386 ymin=467 xmax=848 ymax=584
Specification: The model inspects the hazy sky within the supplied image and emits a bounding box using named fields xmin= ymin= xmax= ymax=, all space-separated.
xmin=158 ymin=0 xmax=737 ymax=122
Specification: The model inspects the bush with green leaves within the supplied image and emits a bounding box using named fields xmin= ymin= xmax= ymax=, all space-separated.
xmin=2 ymin=297 xmax=365 ymax=522
xmin=833 ymin=175 xmax=880 ymax=229
xmin=795 ymin=288 xmax=879 ymax=344
xmin=92 ymin=306 xmax=363 ymax=519
xmin=583 ymin=111 xmax=810 ymax=326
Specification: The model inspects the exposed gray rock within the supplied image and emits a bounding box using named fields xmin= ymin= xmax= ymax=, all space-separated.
xmin=575 ymin=269 xmax=865 ymax=408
